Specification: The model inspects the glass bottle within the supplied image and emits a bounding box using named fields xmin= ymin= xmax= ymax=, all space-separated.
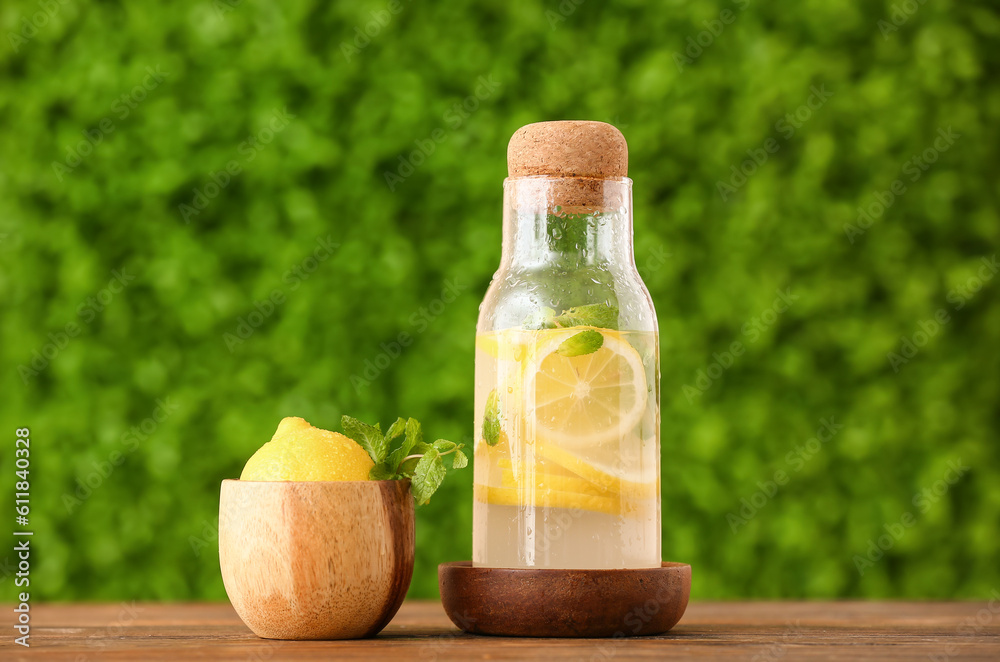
xmin=472 ymin=122 xmax=660 ymax=569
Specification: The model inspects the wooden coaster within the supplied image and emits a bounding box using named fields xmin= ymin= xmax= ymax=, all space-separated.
xmin=438 ymin=561 xmax=690 ymax=638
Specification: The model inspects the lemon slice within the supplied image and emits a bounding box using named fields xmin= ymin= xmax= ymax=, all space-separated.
xmin=499 ymin=468 xmax=613 ymax=498
xmin=476 ymin=328 xmax=533 ymax=362
xmin=496 ymin=456 xmax=577 ymax=479
xmin=476 ymin=332 xmax=503 ymax=360
xmin=474 ymin=484 xmax=622 ymax=516
xmin=523 ymin=328 xmax=648 ymax=450
xmin=536 ymin=442 xmax=657 ymax=499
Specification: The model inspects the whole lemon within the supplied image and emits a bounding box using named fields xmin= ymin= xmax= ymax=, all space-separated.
xmin=240 ymin=417 xmax=374 ymax=481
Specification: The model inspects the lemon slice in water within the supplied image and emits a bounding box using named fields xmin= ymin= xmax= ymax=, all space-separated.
xmin=474 ymin=484 xmax=622 ymax=516
xmin=536 ymin=442 xmax=657 ymax=499
xmin=524 ymin=328 xmax=648 ymax=451
xmin=498 ymin=467 xmax=614 ymax=498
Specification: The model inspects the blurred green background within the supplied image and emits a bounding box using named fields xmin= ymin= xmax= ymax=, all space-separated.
xmin=1 ymin=0 xmax=998 ymax=602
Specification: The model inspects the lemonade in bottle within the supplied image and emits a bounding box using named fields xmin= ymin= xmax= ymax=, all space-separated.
xmin=473 ymin=121 xmax=660 ymax=569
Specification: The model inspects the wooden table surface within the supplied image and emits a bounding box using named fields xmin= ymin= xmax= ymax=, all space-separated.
xmin=3 ymin=600 xmax=999 ymax=661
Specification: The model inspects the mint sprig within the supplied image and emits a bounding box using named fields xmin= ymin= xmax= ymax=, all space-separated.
xmin=557 ymin=329 xmax=604 ymax=357
xmin=341 ymin=415 xmax=466 ymax=505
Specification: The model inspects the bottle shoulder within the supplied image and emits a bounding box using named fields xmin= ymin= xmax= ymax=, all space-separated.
xmin=477 ymin=264 xmax=657 ymax=333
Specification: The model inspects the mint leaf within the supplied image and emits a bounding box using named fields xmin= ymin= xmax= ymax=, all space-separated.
xmin=405 ymin=417 xmax=423 ymax=447
xmin=452 ymin=449 xmax=468 ymax=469
xmin=341 ymin=415 xmax=386 ymax=464
xmin=557 ymin=329 xmax=604 ymax=357
xmin=384 ymin=417 xmax=407 ymax=443
xmin=386 ymin=417 xmax=419 ymax=473
xmin=545 ymin=211 xmax=597 ymax=255
xmin=554 ymin=303 xmax=619 ymax=330
xmin=369 ymin=464 xmax=394 ymax=481
xmin=411 ymin=448 xmax=447 ymax=505
xmin=432 ymin=439 xmax=457 ymax=453
xmin=395 ymin=440 xmax=432 ymax=477
xmin=482 ymin=389 xmax=502 ymax=446
xmin=523 ymin=306 xmax=558 ymax=330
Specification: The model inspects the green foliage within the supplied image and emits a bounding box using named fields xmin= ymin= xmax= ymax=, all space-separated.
xmin=0 ymin=0 xmax=997 ymax=603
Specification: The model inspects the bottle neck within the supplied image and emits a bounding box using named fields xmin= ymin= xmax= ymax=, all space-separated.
xmin=501 ymin=177 xmax=634 ymax=271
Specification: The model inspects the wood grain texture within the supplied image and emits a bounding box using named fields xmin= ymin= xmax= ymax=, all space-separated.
xmin=439 ymin=561 xmax=690 ymax=637
xmin=3 ymin=601 xmax=998 ymax=661
xmin=218 ymin=479 xmax=414 ymax=640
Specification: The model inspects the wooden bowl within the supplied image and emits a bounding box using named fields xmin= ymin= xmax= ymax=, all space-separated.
xmin=219 ymin=479 xmax=414 ymax=640
xmin=439 ymin=561 xmax=690 ymax=637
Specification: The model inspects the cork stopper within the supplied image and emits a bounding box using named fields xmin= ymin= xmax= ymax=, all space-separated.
xmin=507 ymin=121 xmax=628 ymax=179
xmin=506 ymin=121 xmax=629 ymax=210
